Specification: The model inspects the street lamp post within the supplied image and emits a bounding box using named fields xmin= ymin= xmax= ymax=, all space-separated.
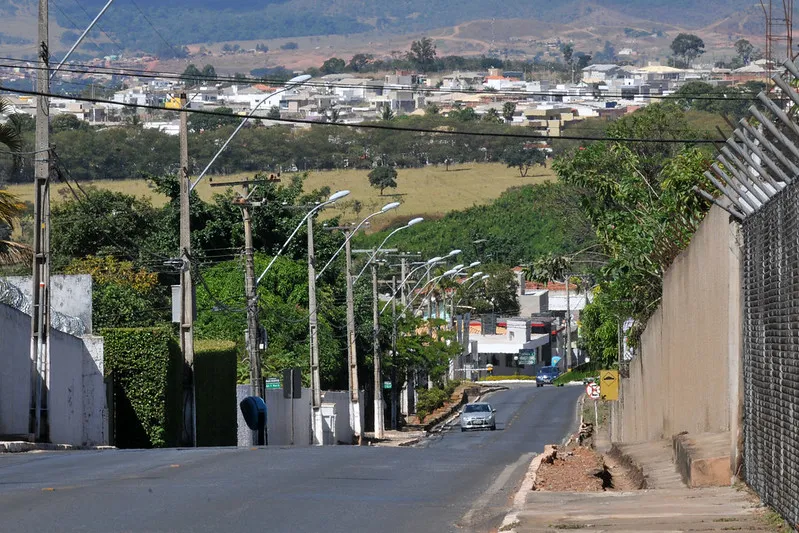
xmin=354 ymin=217 xmax=424 ymax=283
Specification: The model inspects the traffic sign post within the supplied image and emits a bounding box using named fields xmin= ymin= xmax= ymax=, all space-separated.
xmin=585 ymin=382 xmax=601 ymax=429
xmin=265 ymin=378 xmax=281 ymax=390
xmin=600 ymin=370 xmax=619 ymax=401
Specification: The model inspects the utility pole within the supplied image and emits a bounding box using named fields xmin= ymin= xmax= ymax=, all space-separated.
xmin=391 ymin=275 xmax=398 ymax=431
xmin=242 ymin=195 xmax=262 ymax=399
xmin=307 ymin=216 xmax=323 ymax=445
xmin=344 ymin=234 xmax=363 ymax=444
xmin=178 ymin=92 xmax=196 ymax=447
xmin=400 ymin=258 xmax=408 ymax=308
xmin=30 ymin=0 xmax=50 ymax=441
xmin=565 ymin=276 xmax=572 ymax=371
xmin=372 ymin=262 xmax=384 ymax=439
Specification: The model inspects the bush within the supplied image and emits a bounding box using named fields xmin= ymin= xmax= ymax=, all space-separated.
xmin=102 ymin=327 xmax=182 ymax=448
xmin=195 ymin=340 xmax=237 ymax=446
xmin=416 ymin=387 xmax=451 ymax=422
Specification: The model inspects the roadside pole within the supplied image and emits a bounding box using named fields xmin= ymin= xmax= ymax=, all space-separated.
xmin=391 ymin=276 xmax=398 ymax=431
xmin=243 ymin=198 xmax=263 ymax=400
xmin=345 ymin=234 xmax=363 ymax=444
xmin=372 ymin=262 xmax=385 ymax=439
xmin=30 ymin=0 xmax=50 ymax=441
xmin=307 ymin=216 xmax=323 ymax=444
xmin=178 ymin=93 xmax=196 ymax=447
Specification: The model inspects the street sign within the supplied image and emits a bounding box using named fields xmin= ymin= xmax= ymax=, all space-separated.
xmin=265 ymin=378 xmax=281 ymax=390
xmin=586 ymin=383 xmax=600 ymax=400
xmin=518 ymin=355 xmax=536 ymax=365
xmin=383 ymin=381 xmax=392 ymax=389
xmin=600 ymin=370 xmax=619 ymax=401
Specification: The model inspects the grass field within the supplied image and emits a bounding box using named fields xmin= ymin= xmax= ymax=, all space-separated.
xmin=4 ymin=162 xmax=555 ymax=232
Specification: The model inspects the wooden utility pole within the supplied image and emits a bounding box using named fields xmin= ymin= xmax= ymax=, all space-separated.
xmin=372 ymin=262 xmax=384 ymax=439
xmin=178 ymin=93 xmax=196 ymax=447
xmin=30 ymin=0 xmax=50 ymax=441
xmin=307 ymin=216 xmax=323 ymax=444
xmin=344 ymin=234 xmax=363 ymax=443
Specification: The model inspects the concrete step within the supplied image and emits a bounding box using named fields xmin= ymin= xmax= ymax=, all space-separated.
xmin=673 ymin=432 xmax=731 ymax=488
xmin=515 ymin=487 xmax=765 ymax=532
xmin=611 ymin=440 xmax=686 ymax=489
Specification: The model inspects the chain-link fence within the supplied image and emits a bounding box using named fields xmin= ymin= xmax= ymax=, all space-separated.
xmin=742 ymin=181 xmax=799 ymax=527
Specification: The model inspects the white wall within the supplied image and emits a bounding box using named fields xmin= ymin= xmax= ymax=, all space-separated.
xmin=0 ymin=303 xmax=33 ymax=436
xmin=0 ymin=303 xmax=107 ymax=445
xmin=322 ymin=391 xmax=365 ymax=445
xmin=236 ymin=385 xmax=311 ymax=446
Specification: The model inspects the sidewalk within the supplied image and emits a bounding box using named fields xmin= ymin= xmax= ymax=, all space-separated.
xmin=501 ymin=428 xmax=774 ymax=532
xmin=362 ymin=429 xmax=427 ymax=447
xmin=1 ymin=441 xmax=115 ymax=453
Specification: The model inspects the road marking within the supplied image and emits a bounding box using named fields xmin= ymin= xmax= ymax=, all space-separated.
xmin=458 ymin=452 xmax=534 ymax=528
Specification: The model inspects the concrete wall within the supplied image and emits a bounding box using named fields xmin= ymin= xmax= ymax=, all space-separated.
xmin=322 ymin=391 xmax=365 ymax=445
xmin=236 ymin=385 xmax=312 ymax=446
xmin=6 ymin=275 xmax=93 ymax=333
xmin=0 ymin=302 xmax=108 ymax=445
xmin=0 ymin=303 xmax=33 ymax=436
xmin=612 ymin=206 xmax=742 ymax=450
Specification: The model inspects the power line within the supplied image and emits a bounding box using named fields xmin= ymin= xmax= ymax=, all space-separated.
xmin=0 ymin=84 xmax=722 ymax=144
xmin=0 ymin=55 xmax=767 ymax=102
xmin=127 ymin=0 xmax=185 ymax=61
xmin=65 ymin=0 xmax=126 ymax=55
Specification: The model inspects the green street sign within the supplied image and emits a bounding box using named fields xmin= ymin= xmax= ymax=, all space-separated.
xmin=383 ymin=381 xmax=392 ymax=389
xmin=265 ymin=378 xmax=281 ymax=389
xmin=518 ymin=355 xmax=536 ymax=365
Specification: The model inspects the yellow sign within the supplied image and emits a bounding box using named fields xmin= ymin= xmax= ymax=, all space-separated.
xmin=600 ymin=370 xmax=619 ymax=401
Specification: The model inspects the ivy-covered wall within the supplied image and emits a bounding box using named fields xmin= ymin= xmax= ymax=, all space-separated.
xmin=195 ymin=340 xmax=237 ymax=446
xmin=102 ymin=327 xmax=182 ymax=448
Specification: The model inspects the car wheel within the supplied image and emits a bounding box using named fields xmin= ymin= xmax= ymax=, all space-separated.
xmin=460 ymin=427 xmax=465 ymax=432
xmin=490 ymin=424 xmax=496 ymax=431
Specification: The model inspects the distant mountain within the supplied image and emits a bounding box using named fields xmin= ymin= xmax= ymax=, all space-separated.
xmin=3 ymin=0 xmax=760 ymax=55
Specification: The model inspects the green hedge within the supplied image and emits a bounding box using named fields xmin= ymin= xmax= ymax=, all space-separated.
xmin=478 ymin=375 xmax=537 ymax=381
xmin=194 ymin=340 xmax=237 ymax=446
xmin=102 ymin=327 xmax=182 ymax=448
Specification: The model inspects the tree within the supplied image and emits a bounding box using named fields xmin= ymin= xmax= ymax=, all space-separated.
xmin=408 ymin=37 xmax=437 ymax=72
xmin=501 ymin=145 xmax=546 ymax=177
xmin=425 ymin=104 xmax=440 ymax=116
xmin=267 ymin=106 xmax=281 ymax=119
xmin=201 ymin=64 xmax=217 ymax=81
xmin=368 ymin=166 xmax=398 ymax=195
xmin=0 ymin=98 xmax=25 ymax=265
xmin=348 ymin=53 xmax=373 ymax=72
xmin=380 ymin=106 xmax=395 ymax=121
xmin=181 ymin=64 xmax=203 ymax=86
xmin=52 ymin=114 xmax=89 ymax=133
xmin=189 ymin=106 xmax=239 ymax=131
xmin=735 ymin=39 xmax=755 ymax=65
xmin=502 ymin=101 xmax=517 ymax=123
xmin=670 ymin=33 xmax=705 ymax=65
xmin=482 ymin=108 xmax=503 ymax=124
xmin=321 ymin=57 xmax=346 ymax=74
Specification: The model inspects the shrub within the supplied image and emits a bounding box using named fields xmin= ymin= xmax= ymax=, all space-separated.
xmin=195 ymin=340 xmax=237 ymax=446
xmin=478 ymin=375 xmax=537 ymax=381
xmin=102 ymin=327 xmax=182 ymax=448
xmin=415 ymin=387 xmax=450 ymax=422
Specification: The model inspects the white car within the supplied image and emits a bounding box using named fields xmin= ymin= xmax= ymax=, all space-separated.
xmin=460 ymin=402 xmax=496 ymax=432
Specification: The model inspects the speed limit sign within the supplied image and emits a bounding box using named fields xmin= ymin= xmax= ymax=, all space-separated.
xmin=586 ymin=383 xmax=600 ymax=400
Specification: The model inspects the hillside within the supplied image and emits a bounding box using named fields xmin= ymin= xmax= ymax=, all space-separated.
xmin=0 ymin=0 xmax=760 ymax=57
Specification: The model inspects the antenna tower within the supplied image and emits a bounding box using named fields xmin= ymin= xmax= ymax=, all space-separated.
xmin=761 ymin=0 xmax=795 ymax=73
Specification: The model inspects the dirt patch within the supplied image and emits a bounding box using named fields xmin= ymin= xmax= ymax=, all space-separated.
xmin=534 ymin=447 xmax=610 ymax=492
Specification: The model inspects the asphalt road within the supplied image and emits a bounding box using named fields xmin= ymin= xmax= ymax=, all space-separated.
xmin=0 ymin=384 xmax=582 ymax=533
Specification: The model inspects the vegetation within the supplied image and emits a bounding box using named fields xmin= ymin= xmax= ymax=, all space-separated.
xmin=102 ymin=327 xmax=182 ymax=448
xmin=478 ymin=375 xmax=536 ymax=381
xmin=0 ymin=98 xmax=26 ymax=266
xmin=553 ymin=103 xmax=715 ymax=364
xmin=194 ymin=340 xmax=238 ymax=446
xmin=356 ymin=181 xmax=595 ymax=268
xmin=670 ymin=33 xmax=705 ymax=67
xmin=415 ymin=379 xmax=462 ymax=422
xmin=368 ymin=166 xmax=398 ymax=195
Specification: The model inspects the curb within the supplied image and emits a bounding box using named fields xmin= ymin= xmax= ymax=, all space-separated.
xmin=0 ymin=441 xmax=116 ymax=453
xmin=498 ymin=445 xmax=559 ymax=533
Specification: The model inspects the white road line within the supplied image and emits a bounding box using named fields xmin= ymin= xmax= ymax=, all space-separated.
xmin=459 ymin=451 xmax=534 ymax=528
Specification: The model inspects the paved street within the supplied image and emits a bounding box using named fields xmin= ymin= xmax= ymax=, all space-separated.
xmin=0 ymin=384 xmax=582 ymax=533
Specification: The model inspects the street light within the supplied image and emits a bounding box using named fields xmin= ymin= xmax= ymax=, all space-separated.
xmin=401 ymin=268 xmax=461 ymax=316
xmin=191 ymin=74 xmax=314 ymax=191
xmin=316 ymin=201 xmax=400 ymax=279
xmin=354 ymin=217 xmax=424 ymax=283
xmin=379 ymin=251 xmax=460 ymax=315
xmin=256 ymin=189 xmax=350 ymax=285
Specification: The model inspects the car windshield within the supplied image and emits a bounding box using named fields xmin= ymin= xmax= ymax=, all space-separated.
xmin=464 ymin=404 xmax=490 ymax=413
xmin=539 ymin=367 xmax=558 ymax=375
